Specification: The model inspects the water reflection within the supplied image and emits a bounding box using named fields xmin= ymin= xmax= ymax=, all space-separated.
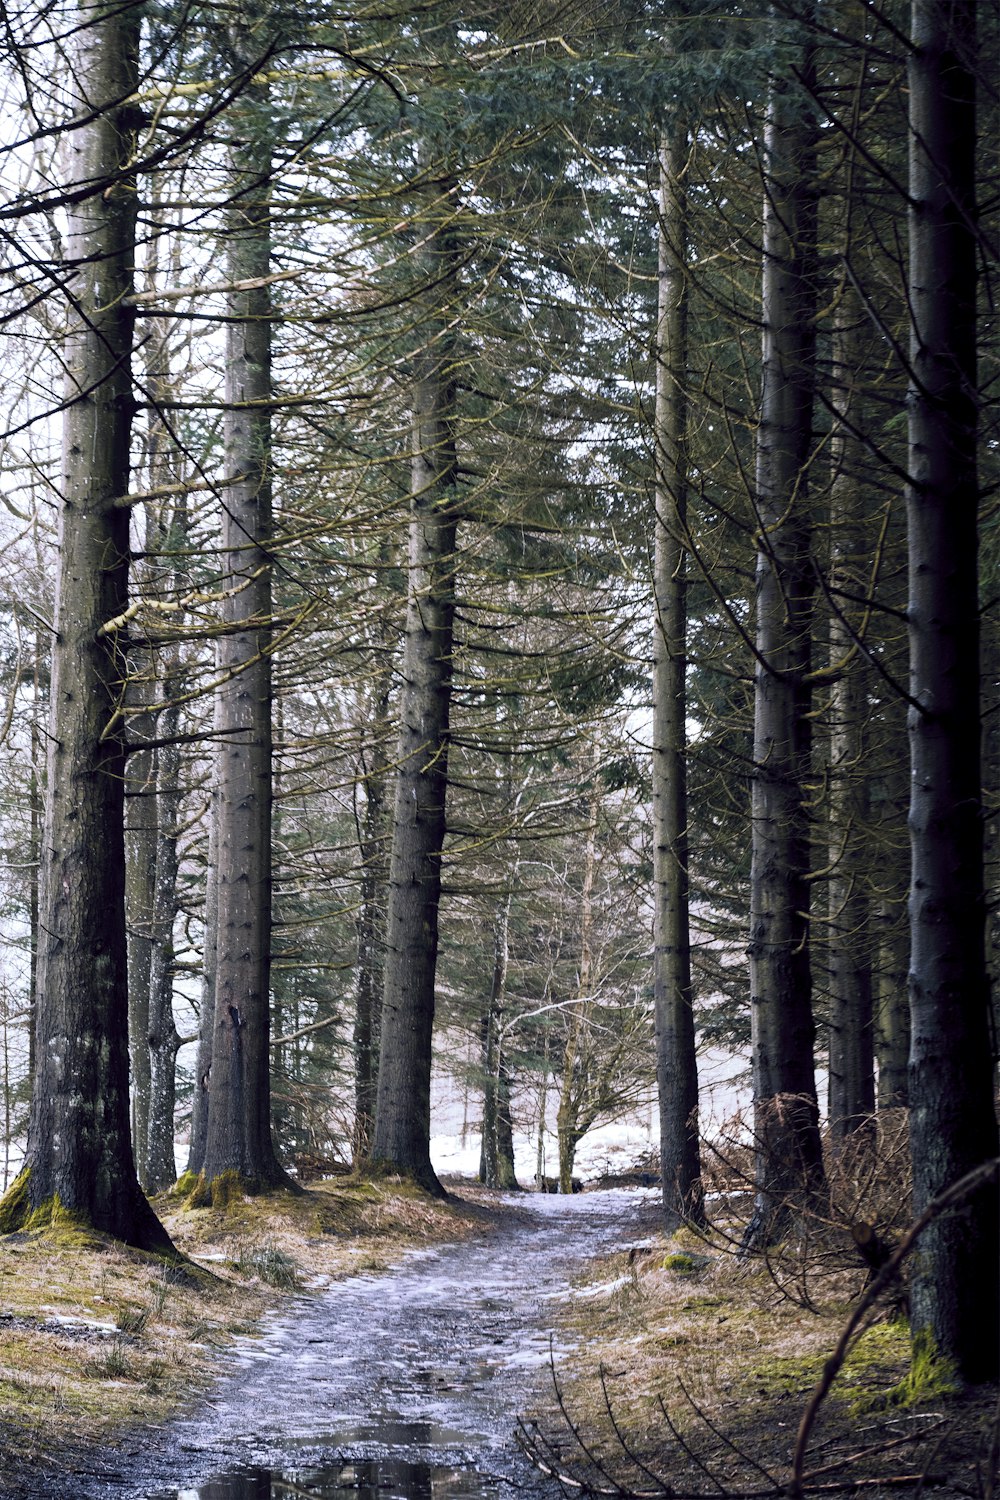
xmin=174 ymin=1456 xmax=495 ymax=1500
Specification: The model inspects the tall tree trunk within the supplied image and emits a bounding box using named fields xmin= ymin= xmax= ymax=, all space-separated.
xmin=131 ymin=294 xmax=177 ymax=1189
xmin=874 ymin=898 xmax=910 ymax=1109
xmin=187 ymin=752 xmax=218 ymax=1177
xmin=479 ymin=892 xmax=517 ymax=1189
xmin=872 ymin=742 xmax=910 ymax=1109
xmin=744 ymin=33 xmax=825 ymax=1249
xmin=370 ymin=181 xmax=458 ymax=1197
xmin=352 ymin=650 xmax=393 ymax=1165
xmin=479 ymin=1004 xmax=499 ymax=1188
xmin=27 ymin=633 xmax=42 ymax=1093
xmin=651 ymin=120 xmax=703 ymax=1232
xmin=905 ymin=0 xmax=998 ymax=1383
xmin=826 ymin=289 xmax=875 ymax=1141
xmin=556 ymin=771 xmax=599 ymax=1194
xmin=0 ymin=0 xmax=170 ymax=1250
xmin=982 ymin=605 xmax=1000 ymax=1061
xmin=201 ymin=18 xmax=289 ymax=1195
xmin=126 ymin=735 xmax=155 ymax=1178
xmin=495 ymin=1046 xmax=518 ymax=1191
xmin=535 ymin=1028 xmax=550 ymax=1187
xmin=145 ymin=694 xmax=182 ymax=1192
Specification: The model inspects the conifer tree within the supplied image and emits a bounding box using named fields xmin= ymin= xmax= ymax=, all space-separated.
xmin=0 ymin=0 xmax=172 ymax=1250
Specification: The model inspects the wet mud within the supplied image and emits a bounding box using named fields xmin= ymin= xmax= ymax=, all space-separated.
xmin=12 ymin=1187 xmax=658 ymax=1500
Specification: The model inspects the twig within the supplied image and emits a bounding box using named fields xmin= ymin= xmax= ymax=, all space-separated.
xmin=791 ymin=1159 xmax=1000 ymax=1494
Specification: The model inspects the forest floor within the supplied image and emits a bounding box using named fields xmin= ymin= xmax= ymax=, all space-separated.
xmin=528 ymin=1211 xmax=1000 ymax=1498
xmin=0 ymin=1171 xmax=497 ymax=1493
xmin=0 ymin=1175 xmax=996 ymax=1499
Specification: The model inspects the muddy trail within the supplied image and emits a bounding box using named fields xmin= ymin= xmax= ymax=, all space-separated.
xmin=14 ymin=1187 xmax=659 ymax=1500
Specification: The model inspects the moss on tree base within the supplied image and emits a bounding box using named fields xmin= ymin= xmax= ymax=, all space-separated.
xmin=0 ymin=1167 xmax=30 ymax=1235
xmin=0 ymin=1166 xmax=177 ymax=1257
xmin=183 ymin=1168 xmax=302 ymax=1210
xmin=0 ymin=1173 xmax=112 ymax=1248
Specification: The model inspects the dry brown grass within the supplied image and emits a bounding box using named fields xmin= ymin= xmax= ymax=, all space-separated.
xmin=534 ymin=1227 xmax=905 ymax=1458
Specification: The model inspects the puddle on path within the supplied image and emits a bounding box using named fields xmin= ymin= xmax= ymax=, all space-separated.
xmin=148 ymin=1417 xmax=511 ymax=1500
xmin=163 ymin=1456 xmax=494 ymax=1500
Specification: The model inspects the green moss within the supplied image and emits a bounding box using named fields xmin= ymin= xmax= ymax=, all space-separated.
xmin=182 ymin=1170 xmax=248 ymax=1210
xmin=171 ymin=1171 xmax=200 ymax=1199
xmin=905 ymin=1328 xmax=960 ymax=1403
xmin=744 ymin=1320 xmax=915 ymax=1413
xmin=210 ymin=1170 xmax=245 ymax=1209
xmin=0 ymin=1186 xmax=99 ymax=1247
xmin=0 ymin=1175 xmax=126 ymax=1250
xmin=183 ymin=1172 xmax=211 ymax=1209
xmin=186 ymin=1170 xmax=271 ymax=1211
xmin=661 ymin=1252 xmax=700 ymax=1275
xmin=0 ymin=1168 xmax=30 ymax=1234
xmin=851 ymin=1326 xmax=959 ymax=1413
xmin=749 ymin=1349 xmax=825 ymax=1397
xmin=37 ymin=1197 xmax=101 ymax=1247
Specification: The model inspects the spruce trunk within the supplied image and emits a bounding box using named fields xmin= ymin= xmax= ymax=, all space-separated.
xmin=202 ymin=28 xmax=288 ymax=1194
xmin=125 ymin=736 xmax=155 ymax=1178
xmin=905 ymin=0 xmax=999 ymax=1382
xmin=479 ymin=894 xmax=516 ymax=1189
xmin=745 ymin=40 xmax=824 ymax=1248
xmin=0 ymin=0 xmax=170 ymax=1250
xmin=371 ymin=188 xmax=458 ymax=1196
xmin=187 ymin=751 xmax=218 ymax=1177
xmin=826 ymin=292 xmax=875 ymax=1140
xmin=145 ymin=704 xmax=182 ymax=1192
xmin=651 ymin=121 xmax=702 ymax=1231
xmin=352 ymin=651 xmax=392 ymax=1165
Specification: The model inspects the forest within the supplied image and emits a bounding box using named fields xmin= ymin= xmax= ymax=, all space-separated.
xmin=0 ymin=0 xmax=997 ymax=1464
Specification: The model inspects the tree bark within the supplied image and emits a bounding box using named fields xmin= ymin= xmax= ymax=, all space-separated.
xmin=27 ymin=635 xmax=42 ymax=1094
xmin=187 ymin=748 xmax=218 ymax=1177
xmin=201 ymin=17 xmax=289 ymax=1195
xmin=556 ymin=770 xmax=599 ymax=1194
xmin=370 ymin=182 xmax=458 ymax=1196
xmin=826 ymin=289 xmax=875 ymax=1141
xmin=745 ymin=34 xmax=825 ymax=1248
xmin=479 ymin=892 xmax=517 ymax=1189
xmin=651 ymin=120 xmax=703 ymax=1232
xmin=874 ymin=897 xmax=910 ymax=1109
xmin=905 ymin=0 xmax=999 ymax=1382
xmin=352 ymin=647 xmax=393 ymax=1165
xmin=0 ymin=0 xmax=170 ymax=1250
xmin=125 ymin=736 xmax=155 ymax=1177
xmin=494 ymin=1046 xmax=518 ymax=1191
xmin=145 ymin=696 xmax=182 ymax=1192
xmin=871 ymin=741 xmax=910 ymax=1109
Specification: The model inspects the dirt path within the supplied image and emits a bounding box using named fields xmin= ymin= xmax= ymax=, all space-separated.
xmin=12 ymin=1187 xmax=659 ymax=1500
